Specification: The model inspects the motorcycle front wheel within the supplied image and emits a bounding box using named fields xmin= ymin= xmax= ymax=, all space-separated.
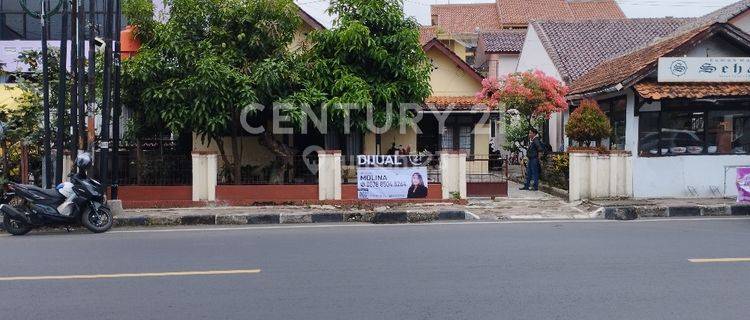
xmin=82 ymin=205 xmax=113 ymax=233
xmin=2 ymin=214 xmax=32 ymax=236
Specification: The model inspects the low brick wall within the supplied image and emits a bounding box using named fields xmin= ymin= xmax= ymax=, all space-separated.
xmin=216 ymin=184 xmax=319 ymax=202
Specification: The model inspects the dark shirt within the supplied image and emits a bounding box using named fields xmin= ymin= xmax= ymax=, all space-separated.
xmin=528 ymin=136 xmax=542 ymax=159
xmin=407 ymin=184 xmax=428 ymax=198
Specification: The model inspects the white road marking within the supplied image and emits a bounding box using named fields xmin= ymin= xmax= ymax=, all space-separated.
xmin=0 ymin=269 xmax=261 ymax=281
xmin=689 ymin=258 xmax=750 ymax=263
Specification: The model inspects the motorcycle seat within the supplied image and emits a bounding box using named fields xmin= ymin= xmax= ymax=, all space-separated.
xmin=17 ymin=184 xmax=66 ymax=200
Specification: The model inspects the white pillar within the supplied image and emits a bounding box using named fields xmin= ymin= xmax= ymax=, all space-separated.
xmin=206 ymin=153 xmax=217 ymax=201
xmin=318 ymin=151 xmax=342 ymax=200
xmin=191 ymin=153 xmax=217 ymax=201
xmin=440 ymin=151 xmax=467 ymax=199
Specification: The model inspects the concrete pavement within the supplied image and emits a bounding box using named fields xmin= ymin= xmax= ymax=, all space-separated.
xmin=2 ymin=218 xmax=750 ymax=319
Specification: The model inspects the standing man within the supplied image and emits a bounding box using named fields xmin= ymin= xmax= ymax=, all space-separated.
xmin=521 ymin=128 xmax=542 ymax=191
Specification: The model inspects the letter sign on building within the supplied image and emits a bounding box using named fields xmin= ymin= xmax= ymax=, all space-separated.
xmin=658 ymin=57 xmax=750 ymax=82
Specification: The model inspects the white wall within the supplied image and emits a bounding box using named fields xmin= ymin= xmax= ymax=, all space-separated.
xmin=731 ymin=10 xmax=750 ymax=34
xmin=515 ymin=27 xmax=564 ymax=150
xmin=632 ymin=156 xmax=750 ymax=198
xmin=516 ymin=27 xmax=562 ymax=79
xmin=497 ymin=54 xmax=520 ymax=77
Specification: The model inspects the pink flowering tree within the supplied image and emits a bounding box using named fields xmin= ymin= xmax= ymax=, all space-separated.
xmin=476 ymin=70 xmax=568 ymax=120
xmin=475 ymin=70 xmax=569 ymax=152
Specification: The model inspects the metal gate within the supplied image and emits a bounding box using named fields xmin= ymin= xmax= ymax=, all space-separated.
xmin=466 ymin=154 xmax=508 ymax=197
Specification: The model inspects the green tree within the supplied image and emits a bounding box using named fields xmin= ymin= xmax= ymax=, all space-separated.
xmin=289 ymin=0 xmax=432 ymax=134
xmin=565 ymin=99 xmax=611 ymax=147
xmin=123 ymin=0 xmax=301 ymax=183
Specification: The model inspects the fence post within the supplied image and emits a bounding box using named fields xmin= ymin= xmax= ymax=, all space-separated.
xmin=192 ymin=152 xmax=216 ymax=201
xmin=440 ymin=151 xmax=467 ymax=199
xmin=206 ymin=153 xmax=217 ymax=202
xmin=318 ymin=150 xmax=342 ymax=200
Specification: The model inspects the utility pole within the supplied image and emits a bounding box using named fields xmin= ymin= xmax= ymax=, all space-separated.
xmin=41 ymin=0 xmax=52 ymax=188
xmin=112 ymin=0 xmax=122 ymax=199
xmin=55 ymin=0 xmax=68 ymax=185
xmin=70 ymin=0 xmax=79 ymax=158
xmin=100 ymin=0 xmax=114 ymax=188
xmin=77 ymin=0 xmax=86 ymax=155
xmin=86 ymin=0 xmax=96 ymax=152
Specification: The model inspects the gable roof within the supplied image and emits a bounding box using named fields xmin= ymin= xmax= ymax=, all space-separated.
xmin=568 ymin=23 xmax=750 ymax=97
xmin=531 ymin=18 xmax=693 ymax=83
xmin=676 ymin=0 xmax=750 ymax=32
xmin=419 ymin=26 xmax=439 ymax=45
xmin=430 ymin=3 xmax=502 ymax=34
xmin=296 ymin=4 xmax=325 ymax=30
xmin=479 ymin=29 xmax=527 ymax=53
xmin=496 ymin=0 xmax=625 ymax=26
xmin=423 ymin=38 xmax=484 ymax=84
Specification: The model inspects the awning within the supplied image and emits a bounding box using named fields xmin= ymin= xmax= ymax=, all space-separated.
xmin=634 ymin=81 xmax=750 ymax=100
xmin=0 ymin=84 xmax=24 ymax=112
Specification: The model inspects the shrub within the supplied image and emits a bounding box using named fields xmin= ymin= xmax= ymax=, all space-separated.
xmin=565 ymin=99 xmax=611 ymax=147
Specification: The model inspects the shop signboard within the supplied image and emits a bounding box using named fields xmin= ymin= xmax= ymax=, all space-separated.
xmin=357 ymin=155 xmax=429 ymax=200
xmin=658 ymin=57 xmax=750 ymax=82
xmin=737 ymin=167 xmax=750 ymax=203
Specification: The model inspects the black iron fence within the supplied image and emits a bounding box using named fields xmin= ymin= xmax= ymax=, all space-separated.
xmin=466 ymin=154 xmax=507 ymax=183
xmin=116 ymin=154 xmax=193 ymax=186
xmin=217 ymin=154 xmax=319 ymax=185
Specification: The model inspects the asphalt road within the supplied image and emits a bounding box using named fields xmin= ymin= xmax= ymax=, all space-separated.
xmin=2 ymin=218 xmax=750 ymax=320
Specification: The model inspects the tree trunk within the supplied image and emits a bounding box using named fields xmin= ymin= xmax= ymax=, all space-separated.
xmin=259 ymin=120 xmax=295 ymax=185
xmin=230 ymin=111 xmax=242 ymax=185
xmin=212 ymin=134 xmax=232 ymax=184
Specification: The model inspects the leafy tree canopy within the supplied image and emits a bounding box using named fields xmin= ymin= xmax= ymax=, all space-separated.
xmin=289 ymin=0 xmax=432 ymax=131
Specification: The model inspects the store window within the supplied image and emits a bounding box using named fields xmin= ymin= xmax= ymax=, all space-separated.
xmin=637 ymin=100 xmax=750 ymax=156
xmin=706 ymin=110 xmax=750 ymax=154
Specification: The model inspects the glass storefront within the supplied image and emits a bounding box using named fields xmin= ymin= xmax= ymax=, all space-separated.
xmin=638 ymin=99 xmax=750 ymax=156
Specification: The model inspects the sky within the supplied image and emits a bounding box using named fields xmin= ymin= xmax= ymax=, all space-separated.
xmin=295 ymin=0 xmax=741 ymax=28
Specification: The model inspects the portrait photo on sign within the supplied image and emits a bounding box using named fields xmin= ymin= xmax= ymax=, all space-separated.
xmin=407 ymin=172 xmax=428 ymax=199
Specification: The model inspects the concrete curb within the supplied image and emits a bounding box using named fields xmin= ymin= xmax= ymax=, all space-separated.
xmin=112 ymin=210 xmax=468 ymax=228
xmin=603 ymin=204 xmax=750 ymax=220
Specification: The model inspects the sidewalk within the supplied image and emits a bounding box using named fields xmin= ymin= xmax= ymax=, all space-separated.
xmin=467 ymin=181 xmax=599 ymax=220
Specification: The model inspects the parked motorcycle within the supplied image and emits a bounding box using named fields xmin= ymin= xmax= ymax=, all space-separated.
xmin=0 ymin=153 xmax=113 ymax=235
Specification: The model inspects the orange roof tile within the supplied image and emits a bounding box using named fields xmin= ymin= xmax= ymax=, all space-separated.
xmin=419 ymin=26 xmax=439 ymax=45
xmin=430 ymin=3 xmax=502 ymax=34
xmin=568 ymin=0 xmax=625 ymax=20
xmin=496 ymin=0 xmax=625 ymax=26
xmin=634 ymin=82 xmax=750 ymax=100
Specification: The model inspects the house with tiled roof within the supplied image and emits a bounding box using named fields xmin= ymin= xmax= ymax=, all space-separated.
xmin=428 ymin=0 xmax=625 ymax=66
xmin=564 ymin=19 xmax=750 ymax=198
xmin=363 ymin=39 xmax=494 ymax=166
xmin=512 ymin=18 xmax=693 ymax=150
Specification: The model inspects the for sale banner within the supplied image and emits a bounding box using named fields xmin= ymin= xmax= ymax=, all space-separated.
xmin=357 ymin=155 xmax=429 ymax=200
xmin=737 ymin=167 xmax=750 ymax=203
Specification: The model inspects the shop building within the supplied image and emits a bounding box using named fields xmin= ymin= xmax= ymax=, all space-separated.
xmin=567 ymin=22 xmax=750 ymax=198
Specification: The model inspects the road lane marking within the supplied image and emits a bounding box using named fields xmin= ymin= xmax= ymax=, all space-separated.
xmin=105 ymin=216 xmax=750 ymax=235
xmin=0 ymin=269 xmax=261 ymax=281
xmin=689 ymin=258 xmax=750 ymax=263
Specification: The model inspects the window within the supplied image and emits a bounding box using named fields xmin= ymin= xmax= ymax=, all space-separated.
xmin=441 ymin=126 xmax=473 ymax=153
xmin=706 ymin=110 xmax=750 ymax=154
xmin=637 ymin=100 xmax=750 ymax=156
xmin=599 ymin=97 xmax=627 ymax=150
